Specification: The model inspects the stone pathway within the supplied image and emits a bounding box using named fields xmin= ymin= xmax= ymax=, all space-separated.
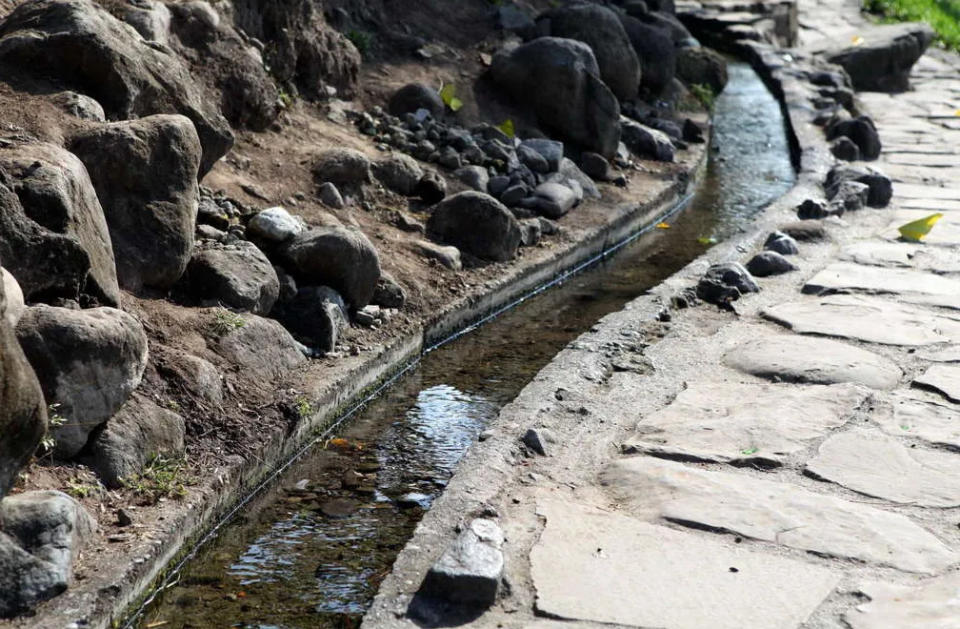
xmin=366 ymin=2 xmax=960 ymax=627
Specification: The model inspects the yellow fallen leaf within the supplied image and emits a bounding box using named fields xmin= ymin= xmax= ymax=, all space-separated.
xmin=328 ymin=437 xmax=350 ymax=449
xmin=479 ymin=52 xmax=493 ymax=66
xmin=497 ymin=118 xmax=516 ymax=139
xmin=851 ymin=35 xmax=864 ymax=45
xmin=898 ymin=212 xmax=944 ymax=242
xmin=656 ymin=222 xmax=671 ymax=229
xmin=954 ymin=109 xmax=960 ymax=117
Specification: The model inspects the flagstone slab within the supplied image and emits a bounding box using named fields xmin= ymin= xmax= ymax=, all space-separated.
xmin=531 ymin=499 xmax=840 ymax=629
xmin=844 ymin=573 xmax=960 ymax=628
xmin=724 ymin=335 xmax=902 ymax=390
xmin=840 ymin=241 xmax=960 ymax=274
xmin=917 ymin=345 xmax=960 ymax=362
xmin=603 ymin=457 xmax=957 ymax=574
xmin=804 ymin=262 xmax=960 ymax=310
xmin=895 ymin=184 xmax=960 ymax=200
xmin=805 ymin=428 xmax=960 ymax=507
xmin=883 ymin=152 xmax=960 ymax=167
xmin=878 ymin=391 xmax=960 ymax=449
xmin=763 ymin=295 xmax=960 ymax=346
xmin=623 ymin=382 xmax=864 ymax=466
xmin=899 ymin=198 xmax=960 ymax=212
xmin=914 ymin=364 xmax=960 ymax=403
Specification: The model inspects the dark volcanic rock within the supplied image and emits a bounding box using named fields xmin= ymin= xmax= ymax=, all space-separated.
xmin=746 ymin=251 xmax=798 ymax=277
xmin=70 ymin=114 xmax=202 ymax=291
xmin=279 ymin=226 xmax=381 ymax=309
xmin=0 ymin=0 xmax=233 ymax=175
xmin=830 ymin=136 xmax=860 ymax=161
xmin=825 ymin=22 xmax=935 ymax=92
xmin=389 ymin=83 xmax=444 ymax=118
xmin=417 ymin=518 xmax=504 ymax=608
xmin=827 ymin=115 xmax=881 ymax=160
xmin=491 ymin=37 xmax=621 ymax=157
xmin=427 ymin=192 xmax=522 ymax=262
xmin=621 ymin=118 xmax=675 ymax=162
xmin=620 ymin=15 xmax=677 ymax=96
xmin=676 ymin=46 xmax=729 ymax=93
xmin=764 ymin=231 xmax=800 ymax=255
xmin=276 ymin=286 xmax=348 ymax=353
xmin=697 ymin=262 xmax=759 ymax=306
xmin=825 ymin=164 xmax=893 ymax=208
xmin=212 ymin=313 xmax=306 ymax=378
xmin=0 ymin=142 xmax=120 ymax=307
xmin=184 ymin=241 xmax=280 ymax=315
xmin=16 ymin=305 xmax=149 ymax=459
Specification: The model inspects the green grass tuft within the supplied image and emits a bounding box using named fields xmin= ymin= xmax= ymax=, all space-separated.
xmin=865 ymin=0 xmax=960 ymax=51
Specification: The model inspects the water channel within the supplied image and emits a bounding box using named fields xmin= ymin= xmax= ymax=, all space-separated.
xmin=132 ymin=61 xmax=795 ymax=629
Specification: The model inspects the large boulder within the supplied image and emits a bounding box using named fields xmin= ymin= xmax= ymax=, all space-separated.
xmin=16 ymin=306 xmax=149 ymax=459
xmin=0 ymin=142 xmax=120 ymax=306
xmin=229 ymin=0 xmax=361 ymax=98
xmin=166 ymin=1 xmax=280 ymax=131
xmin=0 ymin=0 xmax=233 ymax=175
xmin=491 ymin=37 xmax=620 ymax=158
xmin=388 ymin=83 xmax=444 ymax=118
xmin=1 ymin=269 xmax=24 ymax=328
xmin=84 ymin=394 xmax=185 ymax=488
xmin=373 ymin=153 xmax=424 ymax=196
xmin=313 ymin=148 xmax=372 ymax=189
xmin=183 ymin=240 xmax=279 ymax=315
xmin=621 ymin=118 xmax=675 ymax=162
xmin=0 ymin=491 xmax=95 ymax=617
xmin=824 ymin=23 xmax=935 ymax=92
xmin=427 ymin=192 xmax=522 ymax=263
xmin=70 ymin=114 xmax=201 ymax=292
xmin=536 ymin=5 xmax=641 ymax=102
xmin=0 ymin=276 xmax=46 ymax=499
xmin=279 ymin=226 xmax=382 ymax=309
xmin=212 ymin=313 xmax=306 ymax=379
xmin=676 ymin=46 xmax=728 ymax=93
xmin=620 ymin=15 xmax=677 ymax=96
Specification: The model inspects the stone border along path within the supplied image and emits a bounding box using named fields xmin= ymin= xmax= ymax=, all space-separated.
xmin=365 ymin=3 xmax=960 ymax=629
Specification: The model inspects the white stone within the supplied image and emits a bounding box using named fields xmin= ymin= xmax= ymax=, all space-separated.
xmin=844 ymin=573 xmax=960 ymax=628
xmin=806 ymin=428 xmax=960 ymax=507
xmin=877 ymin=391 xmax=960 ymax=449
xmin=1 ymin=268 xmax=24 ymax=328
xmin=804 ymin=262 xmax=960 ymax=311
xmin=246 ymin=207 xmax=305 ymax=243
xmin=624 ymin=382 xmax=864 ymax=466
xmin=603 ymin=457 xmax=957 ymax=574
xmin=915 ymin=364 xmax=960 ymax=402
xmin=531 ymin=499 xmax=839 ymax=629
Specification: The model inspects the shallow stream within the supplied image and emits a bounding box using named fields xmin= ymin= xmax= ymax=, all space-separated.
xmin=132 ymin=61 xmax=794 ymax=629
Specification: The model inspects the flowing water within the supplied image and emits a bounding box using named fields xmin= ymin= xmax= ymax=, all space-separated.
xmin=132 ymin=62 xmax=794 ymax=629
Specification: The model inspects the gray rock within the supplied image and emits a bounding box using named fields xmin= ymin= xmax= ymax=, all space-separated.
xmin=558 ymin=158 xmax=601 ymax=199
xmin=121 ymin=0 xmax=171 ymax=44
xmin=16 ymin=306 xmax=149 ymax=459
xmin=0 ymin=491 xmax=95 ymax=617
xmin=418 ymin=518 xmax=504 ymax=607
xmin=279 ymin=226 xmax=382 ymax=309
xmin=796 ymin=198 xmax=833 ymax=220
xmin=764 ymin=231 xmax=799 ymax=255
xmin=70 ymin=114 xmax=201 ymax=291
xmin=156 ymin=351 xmax=223 ymax=407
xmin=746 ymin=251 xmax=798 ymax=277
xmin=519 ymin=219 xmax=542 ymax=247
xmin=522 ymin=428 xmax=548 ymax=455
xmin=416 ymin=170 xmax=447 ymax=204
xmin=538 ymin=217 xmax=560 ymax=235
xmin=520 ymin=139 xmax=564 ymax=172
xmin=620 ymin=15 xmax=677 ymax=96
xmin=528 ymin=183 xmax=577 ymax=219
xmin=580 ymin=152 xmax=611 ymax=181
xmin=454 ymin=166 xmax=489 ymax=192
xmin=824 ymin=22 xmax=935 ymax=92
xmin=0 ymin=142 xmax=120 ymax=306
xmin=621 ymin=118 xmax=675 ymax=162
xmin=827 ymin=115 xmax=881 ymax=160
xmin=780 ymin=221 xmax=828 ymax=242
xmin=682 ymin=118 xmax=704 ymax=143
xmin=312 ymin=149 xmax=372 ymax=188
xmin=246 ymin=207 xmax=305 ymax=243
xmin=275 ymin=266 xmax=298 ymax=303
xmin=414 ymin=240 xmax=463 ymax=271
xmin=374 ymin=153 xmax=424 ymax=196
xmin=318 ymin=182 xmax=344 ymax=209
xmin=184 ymin=241 xmax=280 ymax=315
xmin=1 ymin=268 xmax=24 ymax=328
xmin=804 ymin=262 xmax=960 ymax=310
xmin=915 ymin=364 xmax=960 ymax=403
xmin=372 ymin=272 xmax=406 ymax=309
xmin=212 ymin=313 xmax=306 ymax=378
xmin=427 ymin=192 xmax=522 ymax=262
xmin=845 ymin=574 xmax=960 ymax=629
xmin=196 ymin=224 xmax=226 ymax=241
xmin=500 ymin=184 xmax=528 ymax=207
xmin=438 ymin=146 xmax=462 ymax=170
xmin=388 ymin=83 xmax=444 ymax=118
xmin=48 ymin=91 xmax=106 ymax=122
xmin=0 ymin=0 xmax=233 ymax=175
xmin=830 ymin=136 xmax=860 ymax=161
xmin=85 ymin=394 xmax=185 ymax=488
xmin=825 ymin=164 xmax=893 ymax=208
xmin=833 ymin=180 xmax=870 ymax=213
xmin=537 ymin=4 xmax=641 ymax=101
xmin=517 ymin=144 xmax=550 ymax=174
xmin=497 ymin=5 xmax=535 ymax=35
xmin=491 ymin=37 xmax=620 ymax=157
xmin=276 ymin=286 xmax=348 ymax=353
xmin=697 ymin=262 xmax=759 ymax=306
xmin=676 ymin=46 xmax=728 ymax=93
xmin=487 ymin=175 xmax=510 ymax=198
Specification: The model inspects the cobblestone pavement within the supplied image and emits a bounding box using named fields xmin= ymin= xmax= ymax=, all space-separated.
xmin=366 ymin=3 xmax=960 ymax=628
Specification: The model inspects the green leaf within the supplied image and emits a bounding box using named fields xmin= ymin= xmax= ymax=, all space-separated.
xmin=449 ymin=96 xmax=463 ymax=112
xmin=439 ymin=84 xmax=457 ymax=107
xmin=697 ymin=236 xmax=717 ymax=245
xmin=497 ymin=118 xmax=516 ymax=139
xmin=740 ymin=447 xmax=759 ymax=455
